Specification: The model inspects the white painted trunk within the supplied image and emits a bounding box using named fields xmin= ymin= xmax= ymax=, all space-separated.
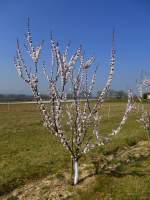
xmin=73 ymin=159 xmax=79 ymax=185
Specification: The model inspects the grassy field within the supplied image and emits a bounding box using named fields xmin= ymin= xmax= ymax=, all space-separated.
xmin=0 ymin=102 xmax=149 ymax=199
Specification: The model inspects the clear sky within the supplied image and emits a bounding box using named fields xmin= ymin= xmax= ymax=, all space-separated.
xmin=0 ymin=0 xmax=150 ymax=94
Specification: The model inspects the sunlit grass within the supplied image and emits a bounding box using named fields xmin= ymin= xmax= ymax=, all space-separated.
xmin=0 ymin=102 xmax=149 ymax=198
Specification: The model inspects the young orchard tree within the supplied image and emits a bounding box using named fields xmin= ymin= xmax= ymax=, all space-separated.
xmin=14 ymin=21 xmax=134 ymax=185
xmin=137 ymin=75 xmax=150 ymax=143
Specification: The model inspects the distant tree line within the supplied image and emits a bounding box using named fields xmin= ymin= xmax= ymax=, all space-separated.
xmin=67 ymin=89 xmax=128 ymax=100
xmin=0 ymin=94 xmax=49 ymax=102
xmin=0 ymin=90 xmax=128 ymax=102
xmin=105 ymin=89 xmax=128 ymax=99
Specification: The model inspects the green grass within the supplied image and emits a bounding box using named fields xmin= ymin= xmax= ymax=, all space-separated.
xmin=75 ymin=174 xmax=150 ymax=200
xmin=74 ymin=156 xmax=150 ymax=200
xmin=0 ymin=104 xmax=70 ymax=195
xmin=0 ymin=102 xmax=149 ymax=198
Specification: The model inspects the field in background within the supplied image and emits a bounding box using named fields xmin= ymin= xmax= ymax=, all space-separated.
xmin=0 ymin=102 xmax=150 ymax=199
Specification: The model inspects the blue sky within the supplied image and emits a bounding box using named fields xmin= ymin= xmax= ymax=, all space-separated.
xmin=0 ymin=0 xmax=150 ymax=94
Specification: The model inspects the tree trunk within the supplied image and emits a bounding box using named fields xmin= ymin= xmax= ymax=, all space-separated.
xmin=73 ymin=159 xmax=79 ymax=185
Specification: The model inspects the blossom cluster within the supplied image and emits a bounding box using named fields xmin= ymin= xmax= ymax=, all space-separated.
xmin=111 ymin=90 xmax=135 ymax=136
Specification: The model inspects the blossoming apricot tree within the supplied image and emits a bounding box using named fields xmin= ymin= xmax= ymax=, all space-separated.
xmin=14 ymin=20 xmax=134 ymax=185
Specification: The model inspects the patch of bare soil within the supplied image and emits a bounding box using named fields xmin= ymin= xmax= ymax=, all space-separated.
xmin=1 ymin=141 xmax=149 ymax=200
xmin=0 ymin=171 xmax=76 ymax=200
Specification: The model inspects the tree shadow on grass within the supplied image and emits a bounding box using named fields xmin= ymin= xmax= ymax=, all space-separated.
xmin=108 ymin=169 xmax=150 ymax=177
xmin=78 ymin=169 xmax=150 ymax=185
xmin=78 ymin=173 xmax=96 ymax=184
